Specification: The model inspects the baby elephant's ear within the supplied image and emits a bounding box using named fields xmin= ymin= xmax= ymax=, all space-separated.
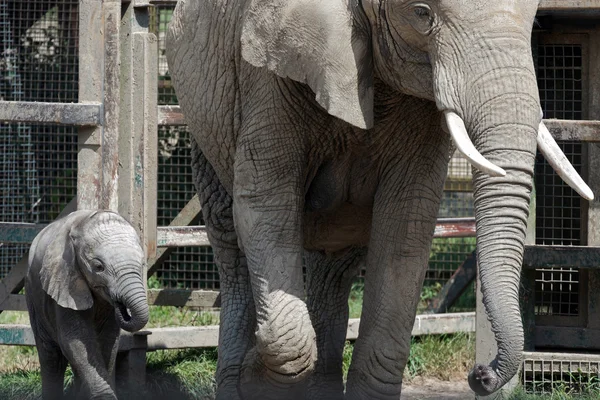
xmin=241 ymin=0 xmax=374 ymax=129
xmin=38 ymin=211 xmax=94 ymax=310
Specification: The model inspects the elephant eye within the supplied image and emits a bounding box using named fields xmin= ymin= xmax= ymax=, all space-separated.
xmin=92 ymin=262 xmax=105 ymax=273
xmin=410 ymin=3 xmax=435 ymax=35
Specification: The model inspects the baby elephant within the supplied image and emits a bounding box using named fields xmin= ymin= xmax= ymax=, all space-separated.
xmin=26 ymin=210 xmax=149 ymax=400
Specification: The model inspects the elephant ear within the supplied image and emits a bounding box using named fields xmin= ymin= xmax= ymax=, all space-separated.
xmin=39 ymin=211 xmax=94 ymax=310
xmin=241 ymin=0 xmax=374 ymax=129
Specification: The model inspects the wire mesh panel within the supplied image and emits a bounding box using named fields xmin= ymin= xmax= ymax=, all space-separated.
xmin=427 ymin=150 xmax=476 ymax=286
xmin=0 ymin=1 xmax=78 ymax=278
xmin=152 ymin=6 xmax=219 ymax=290
xmin=533 ymin=43 xmax=584 ymax=319
xmin=156 ymin=125 xmax=219 ymax=289
xmin=522 ymin=356 xmax=600 ymax=395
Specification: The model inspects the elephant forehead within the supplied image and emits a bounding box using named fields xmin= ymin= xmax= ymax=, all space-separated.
xmin=85 ymin=212 xmax=141 ymax=241
xmin=91 ymin=242 xmax=145 ymax=262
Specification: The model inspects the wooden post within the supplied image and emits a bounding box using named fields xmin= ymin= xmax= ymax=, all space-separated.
xmin=116 ymin=0 xmax=158 ymax=388
xmin=118 ymin=0 xmax=158 ymax=260
xmin=77 ymin=0 xmax=103 ymax=209
xmin=585 ymin=28 xmax=600 ymax=331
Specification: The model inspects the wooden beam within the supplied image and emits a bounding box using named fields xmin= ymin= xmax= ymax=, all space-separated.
xmin=522 ymin=245 xmax=600 ymax=269
xmin=0 ymin=223 xmax=46 ymax=244
xmin=0 ymin=199 xmax=76 ymax=313
xmin=147 ymin=289 xmax=220 ymax=308
xmin=0 ymin=295 xmax=27 ymax=311
xmin=147 ymin=195 xmax=201 ymax=275
xmin=0 ymin=312 xmax=475 ymax=348
xmin=543 ymin=119 xmax=600 ymax=142
xmin=157 ymin=226 xmax=210 ymax=247
xmin=0 ymin=101 xmax=102 ymax=126
xmin=534 ymin=326 xmax=600 ymax=350
xmin=538 ymin=0 xmax=600 ymax=12
xmin=428 ymin=251 xmax=477 ymax=313
xmin=158 ymin=105 xmax=185 ymax=126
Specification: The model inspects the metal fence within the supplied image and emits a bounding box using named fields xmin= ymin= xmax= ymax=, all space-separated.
xmin=0 ymin=4 xmax=588 ymax=301
xmin=0 ymin=0 xmax=78 ymax=277
xmin=533 ymin=43 xmax=584 ymax=320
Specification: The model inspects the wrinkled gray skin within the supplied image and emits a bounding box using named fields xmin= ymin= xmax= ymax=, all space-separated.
xmin=168 ymin=0 xmax=543 ymax=398
xmin=25 ymin=210 xmax=149 ymax=400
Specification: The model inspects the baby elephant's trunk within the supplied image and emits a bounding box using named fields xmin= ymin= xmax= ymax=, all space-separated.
xmin=115 ymin=271 xmax=149 ymax=332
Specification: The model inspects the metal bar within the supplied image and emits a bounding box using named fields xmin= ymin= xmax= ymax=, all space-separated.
xmin=0 ymin=101 xmax=102 ymax=126
xmin=522 ymin=350 xmax=600 ymax=364
xmin=433 ymin=218 xmax=476 ymax=238
xmin=522 ymin=245 xmax=600 ymax=269
xmin=158 ymin=105 xmax=185 ymax=126
xmin=147 ymin=195 xmax=201 ymax=276
xmin=0 ymin=223 xmax=46 ymax=244
xmin=147 ymin=289 xmax=220 ymax=307
xmin=157 ymin=226 xmax=210 ymax=247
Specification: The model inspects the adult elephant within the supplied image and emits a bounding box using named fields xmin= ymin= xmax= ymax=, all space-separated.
xmin=167 ymin=0 xmax=593 ymax=398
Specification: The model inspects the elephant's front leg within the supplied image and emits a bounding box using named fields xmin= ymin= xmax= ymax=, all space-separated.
xmin=97 ymin=313 xmax=121 ymax=391
xmin=57 ymin=310 xmax=117 ymax=400
xmin=345 ymin=130 xmax=449 ymax=399
xmin=233 ymin=131 xmax=316 ymax=399
xmin=305 ymin=248 xmax=365 ymax=400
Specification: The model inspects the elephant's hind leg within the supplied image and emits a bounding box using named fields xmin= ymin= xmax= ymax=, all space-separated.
xmin=305 ymin=248 xmax=365 ymax=400
xmin=191 ymin=139 xmax=256 ymax=400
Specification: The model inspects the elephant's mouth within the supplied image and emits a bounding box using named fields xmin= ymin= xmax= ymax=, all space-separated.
xmin=116 ymin=301 xmax=132 ymax=322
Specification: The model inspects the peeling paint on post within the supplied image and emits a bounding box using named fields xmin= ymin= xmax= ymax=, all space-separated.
xmin=118 ymin=2 xmax=158 ymax=262
xmin=77 ymin=0 xmax=104 ymax=210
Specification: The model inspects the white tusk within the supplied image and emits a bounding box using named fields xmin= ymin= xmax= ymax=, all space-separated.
xmin=443 ymin=111 xmax=506 ymax=177
xmin=538 ymin=121 xmax=594 ymax=200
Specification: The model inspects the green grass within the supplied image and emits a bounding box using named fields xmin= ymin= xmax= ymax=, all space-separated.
xmin=0 ymin=282 xmax=595 ymax=399
xmin=508 ymin=382 xmax=600 ymax=400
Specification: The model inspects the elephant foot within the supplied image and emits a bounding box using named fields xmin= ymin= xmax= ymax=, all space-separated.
xmin=255 ymin=290 xmax=317 ymax=381
xmin=240 ymin=291 xmax=317 ymax=399
xmin=240 ymin=347 xmax=308 ymax=400
xmin=468 ymin=363 xmax=501 ymax=395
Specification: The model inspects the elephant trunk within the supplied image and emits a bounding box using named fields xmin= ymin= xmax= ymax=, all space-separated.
xmin=468 ymin=122 xmax=536 ymax=394
xmin=429 ymin=15 xmax=545 ymax=392
xmin=462 ymin=59 xmax=539 ymax=395
xmin=114 ymin=270 xmax=149 ymax=332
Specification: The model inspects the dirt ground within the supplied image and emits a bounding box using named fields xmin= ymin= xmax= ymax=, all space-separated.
xmin=401 ymin=377 xmax=473 ymax=400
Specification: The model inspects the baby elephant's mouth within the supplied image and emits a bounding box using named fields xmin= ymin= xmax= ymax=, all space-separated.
xmin=115 ymin=301 xmax=132 ymax=322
